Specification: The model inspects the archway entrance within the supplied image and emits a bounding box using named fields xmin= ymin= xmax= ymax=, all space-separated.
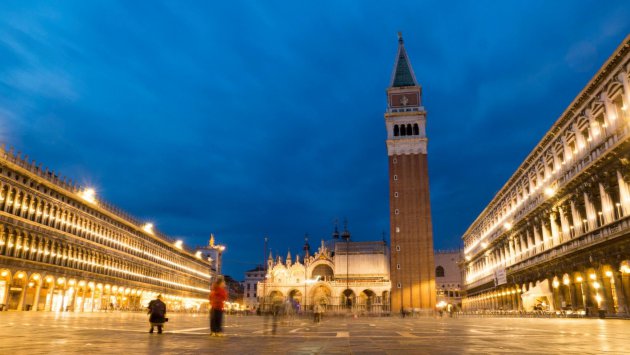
xmin=359 ymin=289 xmax=376 ymax=312
xmin=341 ymin=289 xmax=355 ymax=310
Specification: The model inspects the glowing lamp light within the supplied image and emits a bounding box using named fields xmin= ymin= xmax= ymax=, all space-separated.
xmin=605 ymin=271 xmax=613 ymax=278
xmin=481 ymin=242 xmax=488 ymax=248
xmin=503 ymin=222 xmax=513 ymax=230
xmin=544 ymin=187 xmax=555 ymax=197
xmin=589 ymin=273 xmax=596 ymax=280
xmin=593 ymin=281 xmax=600 ymax=290
xmin=0 ymin=271 xmax=7 ymax=277
xmin=32 ymin=275 xmax=39 ymax=280
xmin=595 ymin=294 xmax=602 ymax=304
xmin=68 ymin=280 xmax=76 ymax=286
xmin=576 ymin=276 xmax=583 ymax=282
xmin=174 ymin=240 xmax=183 ymax=249
xmin=563 ymin=279 xmax=570 ymax=286
xmin=17 ymin=273 xmax=24 ymax=279
xmin=142 ymin=223 xmax=154 ymax=235
xmin=79 ymin=188 xmax=97 ymax=204
xmin=195 ymin=251 xmax=202 ymax=259
xmin=552 ymin=280 xmax=560 ymax=288
xmin=28 ymin=282 xmax=34 ymax=288
xmin=46 ymin=276 xmax=53 ymax=283
xmin=57 ymin=279 xmax=65 ymax=285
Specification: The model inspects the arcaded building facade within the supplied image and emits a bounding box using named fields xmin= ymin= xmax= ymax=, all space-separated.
xmin=0 ymin=148 xmax=213 ymax=312
xmin=386 ymin=33 xmax=436 ymax=313
xmin=462 ymin=36 xmax=630 ymax=316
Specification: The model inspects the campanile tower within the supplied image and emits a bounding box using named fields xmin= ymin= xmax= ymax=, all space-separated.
xmin=385 ymin=33 xmax=436 ymax=314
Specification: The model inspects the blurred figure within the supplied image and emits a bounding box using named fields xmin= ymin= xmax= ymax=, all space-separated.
xmin=147 ymin=295 xmax=167 ymax=334
xmin=271 ymin=296 xmax=284 ymax=335
xmin=313 ymin=302 xmax=323 ymax=323
xmin=209 ymin=276 xmax=228 ymax=336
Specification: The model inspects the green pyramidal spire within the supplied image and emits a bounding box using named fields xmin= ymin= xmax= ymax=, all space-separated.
xmin=390 ymin=32 xmax=418 ymax=87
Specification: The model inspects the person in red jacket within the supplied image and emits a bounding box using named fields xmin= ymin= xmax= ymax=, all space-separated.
xmin=209 ymin=275 xmax=228 ymax=336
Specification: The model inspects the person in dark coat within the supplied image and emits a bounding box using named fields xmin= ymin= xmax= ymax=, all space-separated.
xmin=209 ymin=276 xmax=228 ymax=336
xmin=147 ymin=294 xmax=167 ymax=334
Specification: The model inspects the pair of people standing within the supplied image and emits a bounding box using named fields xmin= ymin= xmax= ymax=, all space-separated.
xmin=209 ymin=276 xmax=228 ymax=336
xmin=145 ymin=277 xmax=228 ymax=336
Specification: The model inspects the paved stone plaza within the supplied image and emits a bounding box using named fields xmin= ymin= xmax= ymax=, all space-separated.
xmin=0 ymin=312 xmax=627 ymax=354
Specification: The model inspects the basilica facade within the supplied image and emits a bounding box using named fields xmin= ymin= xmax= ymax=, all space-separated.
xmin=461 ymin=35 xmax=630 ymax=316
xmin=0 ymin=147 xmax=215 ymax=312
xmin=258 ymin=234 xmax=391 ymax=314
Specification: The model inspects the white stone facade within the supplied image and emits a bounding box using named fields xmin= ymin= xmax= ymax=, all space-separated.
xmin=258 ymin=240 xmax=391 ymax=314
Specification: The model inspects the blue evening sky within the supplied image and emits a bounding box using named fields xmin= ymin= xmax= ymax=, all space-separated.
xmin=1 ymin=1 xmax=629 ymax=278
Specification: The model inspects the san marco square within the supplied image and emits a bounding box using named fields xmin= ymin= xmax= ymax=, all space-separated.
xmin=1 ymin=1 xmax=630 ymax=354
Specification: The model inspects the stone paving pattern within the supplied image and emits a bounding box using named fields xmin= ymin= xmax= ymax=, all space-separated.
xmin=0 ymin=312 xmax=627 ymax=354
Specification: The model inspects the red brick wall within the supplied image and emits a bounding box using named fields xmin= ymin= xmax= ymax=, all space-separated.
xmin=389 ymin=153 xmax=436 ymax=312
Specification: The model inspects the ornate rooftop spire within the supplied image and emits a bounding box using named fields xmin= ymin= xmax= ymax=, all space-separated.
xmin=341 ymin=218 xmax=351 ymax=241
xmin=389 ymin=31 xmax=418 ymax=88
xmin=303 ymin=233 xmax=311 ymax=257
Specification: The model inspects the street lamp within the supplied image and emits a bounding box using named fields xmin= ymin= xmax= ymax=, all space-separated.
xmin=342 ymin=220 xmax=351 ymax=311
xmin=263 ymin=235 xmax=268 ymax=312
xmin=303 ymin=234 xmax=308 ymax=312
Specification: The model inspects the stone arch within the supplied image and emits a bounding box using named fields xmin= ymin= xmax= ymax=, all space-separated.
xmin=309 ymin=283 xmax=332 ymax=306
xmin=341 ymin=288 xmax=356 ymax=308
xmin=359 ymin=289 xmax=376 ymax=310
xmin=311 ymin=263 xmax=334 ymax=281
xmin=8 ymin=270 xmax=27 ymax=310
xmin=288 ymin=289 xmax=302 ymax=302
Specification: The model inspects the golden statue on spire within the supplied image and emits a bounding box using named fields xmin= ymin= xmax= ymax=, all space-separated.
xmin=209 ymin=233 xmax=215 ymax=247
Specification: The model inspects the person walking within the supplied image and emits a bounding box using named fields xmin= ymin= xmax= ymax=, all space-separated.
xmin=209 ymin=276 xmax=228 ymax=336
xmin=147 ymin=294 xmax=167 ymax=334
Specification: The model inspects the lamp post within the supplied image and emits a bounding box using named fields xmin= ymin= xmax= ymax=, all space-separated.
xmin=302 ymin=233 xmax=308 ymax=312
xmin=342 ymin=220 xmax=350 ymax=311
xmin=263 ymin=235 xmax=268 ymax=312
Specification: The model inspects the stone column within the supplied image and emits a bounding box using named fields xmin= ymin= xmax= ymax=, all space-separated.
xmin=17 ymin=282 xmax=27 ymax=311
xmin=601 ymin=93 xmax=617 ymax=132
xmin=32 ymin=281 xmax=42 ymax=311
xmin=90 ymin=288 xmax=96 ymax=312
xmin=45 ymin=281 xmax=55 ymax=311
xmin=509 ymin=238 xmax=516 ymax=264
xmin=569 ymin=282 xmax=579 ymax=311
xmin=612 ymin=270 xmax=628 ymax=315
